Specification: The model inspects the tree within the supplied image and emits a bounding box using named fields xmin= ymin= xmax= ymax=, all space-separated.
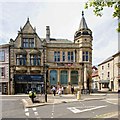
xmin=85 ymin=0 xmax=120 ymax=32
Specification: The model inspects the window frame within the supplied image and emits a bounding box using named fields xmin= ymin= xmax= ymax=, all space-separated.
xmin=22 ymin=38 xmax=34 ymax=48
xmin=68 ymin=51 xmax=74 ymax=62
xmin=30 ymin=54 xmax=41 ymax=66
xmin=82 ymin=51 xmax=89 ymax=62
xmin=54 ymin=51 xmax=60 ymax=62
xmin=16 ymin=54 xmax=27 ymax=66
xmin=62 ymin=51 xmax=65 ymax=62
xmin=0 ymin=67 xmax=5 ymax=78
xmin=0 ymin=50 xmax=5 ymax=62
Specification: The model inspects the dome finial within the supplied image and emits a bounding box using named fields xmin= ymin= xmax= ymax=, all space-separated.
xmin=82 ymin=11 xmax=84 ymax=17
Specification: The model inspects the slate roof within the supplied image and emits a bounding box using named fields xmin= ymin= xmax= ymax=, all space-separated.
xmin=79 ymin=11 xmax=88 ymax=30
xmin=98 ymin=51 xmax=120 ymax=66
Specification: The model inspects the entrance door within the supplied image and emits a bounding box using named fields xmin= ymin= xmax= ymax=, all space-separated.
xmin=111 ymin=81 xmax=114 ymax=91
xmin=15 ymin=83 xmax=27 ymax=94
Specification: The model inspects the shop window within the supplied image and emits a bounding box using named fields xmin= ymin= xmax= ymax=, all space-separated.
xmin=71 ymin=71 xmax=78 ymax=85
xmin=60 ymin=70 xmax=68 ymax=85
xmin=102 ymin=83 xmax=109 ymax=88
xmin=50 ymin=70 xmax=57 ymax=85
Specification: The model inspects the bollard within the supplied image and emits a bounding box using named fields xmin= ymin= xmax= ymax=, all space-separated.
xmin=77 ymin=91 xmax=81 ymax=100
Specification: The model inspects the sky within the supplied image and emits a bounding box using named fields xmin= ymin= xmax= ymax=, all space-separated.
xmin=0 ymin=0 xmax=118 ymax=66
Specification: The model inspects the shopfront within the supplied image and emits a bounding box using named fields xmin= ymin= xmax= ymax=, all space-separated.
xmin=14 ymin=74 xmax=44 ymax=94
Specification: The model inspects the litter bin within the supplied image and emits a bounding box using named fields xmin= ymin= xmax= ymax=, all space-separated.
xmin=77 ymin=91 xmax=81 ymax=100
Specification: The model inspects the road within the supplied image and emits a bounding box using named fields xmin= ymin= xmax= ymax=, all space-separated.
xmin=0 ymin=94 xmax=119 ymax=119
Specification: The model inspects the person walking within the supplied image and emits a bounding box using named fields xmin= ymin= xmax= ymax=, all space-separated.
xmin=71 ymin=86 xmax=74 ymax=94
xmin=51 ymin=86 xmax=56 ymax=96
xmin=61 ymin=86 xmax=64 ymax=94
xmin=58 ymin=87 xmax=62 ymax=96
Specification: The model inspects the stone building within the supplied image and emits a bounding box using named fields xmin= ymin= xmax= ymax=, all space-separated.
xmin=0 ymin=44 xmax=10 ymax=94
xmin=91 ymin=66 xmax=99 ymax=93
xmin=9 ymin=12 xmax=93 ymax=94
xmin=98 ymin=51 xmax=120 ymax=92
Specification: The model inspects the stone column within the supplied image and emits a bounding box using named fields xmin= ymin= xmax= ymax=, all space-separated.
xmin=68 ymin=69 xmax=71 ymax=93
xmin=78 ymin=69 xmax=81 ymax=89
xmin=68 ymin=69 xmax=71 ymax=83
xmin=84 ymin=64 xmax=87 ymax=89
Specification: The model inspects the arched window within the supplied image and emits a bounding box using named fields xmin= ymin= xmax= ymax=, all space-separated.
xmin=50 ymin=70 xmax=57 ymax=85
xmin=60 ymin=70 xmax=68 ymax=85
xmin=71 ymin=71 xmax=78 ymax=85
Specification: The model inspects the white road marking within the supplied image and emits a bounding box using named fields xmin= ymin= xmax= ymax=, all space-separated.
xmin=51 ymin=96 xmax=55 ymax=118
xmin=105 ymin=100 xmax=117 ymax=105
xmin=25 ymin=108 xmax=28 ymax=112
xmin=34 ymin=111 xmax=39 ymax=116
xmin=25 ymin=112 xmax=29 ymax=117
xmin=67 ymin=105 xmax=107 ymax=113
xmin=32 ymin=108 xmax=37 ymax=111
xmin=101 ymin=99 xmax=118 ymax=105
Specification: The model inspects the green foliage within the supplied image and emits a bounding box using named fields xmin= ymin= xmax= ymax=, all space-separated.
xmin=85 ymin=0 xmax=120 ymax=32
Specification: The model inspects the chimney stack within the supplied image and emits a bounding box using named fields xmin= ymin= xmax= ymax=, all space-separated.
xmin=46 ymin=26 xmax=50 ymax=41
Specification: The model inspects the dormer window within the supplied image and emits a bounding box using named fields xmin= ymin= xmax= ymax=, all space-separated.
xmin=22 ymin=38 xmax=34 ymax=48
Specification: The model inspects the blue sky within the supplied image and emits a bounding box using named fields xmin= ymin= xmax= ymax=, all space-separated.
xmin=0 ymin=0 xmax=118 ymax=66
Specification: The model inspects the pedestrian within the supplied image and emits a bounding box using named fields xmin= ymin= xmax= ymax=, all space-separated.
xmin=51 ymin=86 xmax=56 ymax=96
xmin=29 ymin=90 xmax=36 ymax=103
xmin=61 ymin=86 xmax=64 ymax=94
xmin=58 ymin=87 xmax=62 ymax=96
xmin=71 ymin=86 xmax=74 ymax=94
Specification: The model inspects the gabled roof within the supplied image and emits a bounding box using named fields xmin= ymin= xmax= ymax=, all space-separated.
xmin=21 ymin=18 xmax=35 ymax=34
xmin=78 ymin=11 xmax=88 ymax=30
xmin=98 ymin=51 xmax=120 ymax=66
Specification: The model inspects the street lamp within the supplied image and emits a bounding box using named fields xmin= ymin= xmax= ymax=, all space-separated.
xmin=43 ymin=44 xmax=49 ymax=102
xmin=45 ymin=64 xmax=49 ymax=102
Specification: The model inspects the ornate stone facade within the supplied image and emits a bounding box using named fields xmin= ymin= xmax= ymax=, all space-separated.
xmin=9 ymin=12 xmax=93 ymax=94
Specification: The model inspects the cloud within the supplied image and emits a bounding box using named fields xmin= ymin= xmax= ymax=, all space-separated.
xmin=0 ymin=1 xmax=118 ymax=66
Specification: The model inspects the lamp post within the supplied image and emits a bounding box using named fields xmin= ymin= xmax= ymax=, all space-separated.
xmin=43 ymin=44 xmax=49 ymax=102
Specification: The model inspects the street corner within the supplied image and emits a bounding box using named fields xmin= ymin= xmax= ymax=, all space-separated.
xmin=21 ymin=98 xmax=37 ymax=108
xmin=22 ymin=98 xmax=52 ymax=108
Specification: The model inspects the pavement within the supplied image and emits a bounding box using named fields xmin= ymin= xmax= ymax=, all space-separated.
xmin=21 ymin=93 xmax=107 ymax=108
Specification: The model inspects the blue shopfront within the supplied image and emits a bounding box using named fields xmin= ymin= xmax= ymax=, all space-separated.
xmin=14 ymin=74 xmax=44 ymax=94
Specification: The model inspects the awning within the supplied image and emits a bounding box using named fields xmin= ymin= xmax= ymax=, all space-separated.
xmin=99 ymin=80 xmax=109 ymax=83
